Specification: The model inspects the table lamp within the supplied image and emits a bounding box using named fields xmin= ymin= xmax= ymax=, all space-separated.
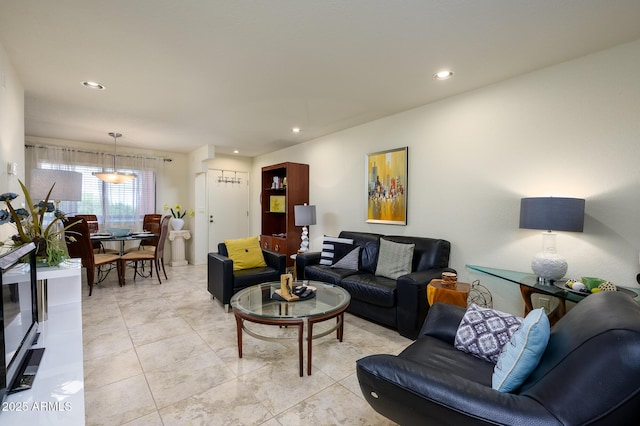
xmin=294 ymin=204 xmax=316 ymax=253
xmin=30 ymin=169 xmax=83 ymax=209
xmin=519 ymin=197 xmax=585 ymax=283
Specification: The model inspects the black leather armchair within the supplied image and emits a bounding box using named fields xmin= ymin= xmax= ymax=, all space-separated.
xmin=207 ymin=242 xmax=286 ymax=312
xmin=357 ymin=291 xmax=640 ymax=425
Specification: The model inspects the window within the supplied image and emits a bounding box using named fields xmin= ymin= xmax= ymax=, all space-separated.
xmin=26 ymin=144 xmax=163 ymax=231
xmin=40 ymin=164 xmax=155 ymax=230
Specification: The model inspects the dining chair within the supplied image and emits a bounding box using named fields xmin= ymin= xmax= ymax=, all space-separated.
xmin=74 ymin=214 xmax=104 ymax=252
xmin=63 ymin=216 xmax=122 ymax=295
xmin=140 ymin=213 xmax=162 ymax=251
xmin=120 ymin=215 xmax=170 ymax=285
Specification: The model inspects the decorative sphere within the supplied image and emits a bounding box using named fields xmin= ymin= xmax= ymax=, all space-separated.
xmin=571 ymin=282 xmax=587 ymax=292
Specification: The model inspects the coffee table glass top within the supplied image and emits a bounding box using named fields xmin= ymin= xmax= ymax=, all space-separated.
xmin=230 ymin=281 xmax=350 ymax=319
xmin=466 ymin=264 xmax=639 ymax=303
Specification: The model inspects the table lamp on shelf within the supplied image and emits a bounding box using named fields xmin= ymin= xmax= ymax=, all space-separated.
xmin=294 ymin=203 xmax=316 ymax=253
xmin=519 ymin=197 xmax=585 ymax=283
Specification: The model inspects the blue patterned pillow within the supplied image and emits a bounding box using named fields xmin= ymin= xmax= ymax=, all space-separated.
xmin=455 ymin=304 xmax=523 ymax=363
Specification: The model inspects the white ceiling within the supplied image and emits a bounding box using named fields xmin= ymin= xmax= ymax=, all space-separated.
xmin=1 ymin=1 xmax=640 ymax=157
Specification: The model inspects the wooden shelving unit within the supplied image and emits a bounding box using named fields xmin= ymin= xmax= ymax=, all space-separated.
xmin=260 ymin=162 xmax=309 ymax=266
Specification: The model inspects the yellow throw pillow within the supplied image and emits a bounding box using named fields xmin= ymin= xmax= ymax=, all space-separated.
xmin=224 ymin=236 xmax=267 ymax=271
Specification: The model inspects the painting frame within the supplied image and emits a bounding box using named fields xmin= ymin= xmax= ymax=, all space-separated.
xmin=365 ymin=146 xmax=408 ymax=225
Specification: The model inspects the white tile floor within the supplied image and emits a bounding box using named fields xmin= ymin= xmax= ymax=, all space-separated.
xmin=81 ymin=263 xmax=411 ymax=425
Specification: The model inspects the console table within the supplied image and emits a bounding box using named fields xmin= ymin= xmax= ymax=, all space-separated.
xmin=466 ymin=264 xmax=639 ymax=324
xmin=1 ymin=260 xmax=84 ymax=425
xmin=169 ymin=230 xmax=191 ymax=266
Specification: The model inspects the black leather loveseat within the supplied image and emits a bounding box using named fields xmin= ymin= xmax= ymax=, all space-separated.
xmin=296 ymin=231 xmax=454 ymax=339
xmin=357 ymin=291 xmax=640 ymax=425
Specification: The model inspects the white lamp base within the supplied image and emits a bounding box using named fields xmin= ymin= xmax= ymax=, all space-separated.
xmin=299 ymin=226 xmax=309 ymax=253
xmin=531 ymin=231 xmax=567 ymax=282
xmin=531 ymin=253 xmax=567 ymax=282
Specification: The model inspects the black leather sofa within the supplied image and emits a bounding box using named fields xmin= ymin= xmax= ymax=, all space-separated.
xmin=296 ymin=231 xmax=454 ymax=339
xmin=207 ymin=243 xmax=286 ymax=312
xmin=356 ymin=291 xmax=640 ymax=425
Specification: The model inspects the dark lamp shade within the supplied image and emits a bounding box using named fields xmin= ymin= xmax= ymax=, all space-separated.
xmin=519 ymin=197 xmax=585 ymax=232
xmin=294 ymin=204 xmax=316 ymax=227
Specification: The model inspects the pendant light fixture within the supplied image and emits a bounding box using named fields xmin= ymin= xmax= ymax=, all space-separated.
xmin=93 ymin=132 xmax=137 ymax=184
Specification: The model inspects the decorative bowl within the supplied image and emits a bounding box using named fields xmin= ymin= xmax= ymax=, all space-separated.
xmin=106 ymin=228 xmax=131 ymax=237
xmin=581 ymin=277 xmax=605 ymax=290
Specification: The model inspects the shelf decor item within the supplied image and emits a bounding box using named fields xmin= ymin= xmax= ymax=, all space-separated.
xmin=519 ymin=197 xmax=585 ymax=282
xmin=366 ymin=147 xmax=408 ymax=225
xmin=270 ymin=196 xmax=286 ymax=213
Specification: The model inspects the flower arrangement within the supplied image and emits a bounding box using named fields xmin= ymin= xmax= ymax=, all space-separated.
xmin=164 ymin=203 xmax=194 ymax=219
xmin=0 ymin=180 xmax=76 ymax=266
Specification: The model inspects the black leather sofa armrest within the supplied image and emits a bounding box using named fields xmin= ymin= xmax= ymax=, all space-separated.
xmin=296 ymin=251 xmax=322 ymax=279
xmin=207 ymin=252 xmax=234 ymax=304
xmin=262 ymin=249 xmax=286 ymax=274
xmin=419 ymin=302 xmax=466 ymax=344
xmin=395 ymin=268 xmax=457 ymax=340
xmin=356 ymin=354 xmax=556 ymax=426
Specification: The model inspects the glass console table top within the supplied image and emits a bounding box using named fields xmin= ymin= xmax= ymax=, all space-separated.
xmin=466 ymin=264 xmax=639 ymax=303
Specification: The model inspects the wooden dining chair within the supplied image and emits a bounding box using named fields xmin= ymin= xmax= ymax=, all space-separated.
xmin=140 ymin=213 xmax=162 ymax=251
xmin=120 ymin=215 xmax=170 ymax=285
xmin=63 ymin=217 xmax=122 ymax=295
xmin=74 ymin=214 xmax=104 ymax=252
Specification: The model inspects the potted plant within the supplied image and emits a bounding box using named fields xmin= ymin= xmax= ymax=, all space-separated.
xmin=0 ymin=180 xmax=77 ymax=266
xmin=164 ymin=203 xmax=194 ymax=230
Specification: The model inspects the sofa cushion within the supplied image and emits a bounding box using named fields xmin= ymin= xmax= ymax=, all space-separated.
xmin=331 ymin=245 xmax=360 ymax=270
xmin=385 ymin=235 xmax=451 ymax=272
xmin=454 ymin=304 xmax=523 ymax=363
xmin=339 ymin=231 xmax=381 ymax=274
xmin=375 ymin=238 xmax=414 ymax=280
xmin=233 ymin=266 xmax=281 ymax=289
xmin=492 ymin=308 xmax=550 ymax=393
xmin=304 ymin=264 xmax=359 ymax=285
xmin=340 ymin=274 xmax=396 ymax=308
xmin=224 ymin=236 xmax=267 ymax=271
xmin=320 ymin=236 xmax=354 ymax=265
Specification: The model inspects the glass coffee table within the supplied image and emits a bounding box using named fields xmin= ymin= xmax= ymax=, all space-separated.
xmin=230 ymin=281 xmax=350 ymax=376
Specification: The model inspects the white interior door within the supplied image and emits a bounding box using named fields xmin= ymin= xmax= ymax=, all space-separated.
xmin=207 ymin=170 xmax=250 ymax=252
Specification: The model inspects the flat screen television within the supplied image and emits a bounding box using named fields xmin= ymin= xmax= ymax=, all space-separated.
xmin=0 ymin=242 xmax=39 ymax=402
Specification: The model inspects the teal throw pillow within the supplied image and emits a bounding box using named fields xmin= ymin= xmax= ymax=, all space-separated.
xmin=492 ymin=308 xmax=550 ymax=393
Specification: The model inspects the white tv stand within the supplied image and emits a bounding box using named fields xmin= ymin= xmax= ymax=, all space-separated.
xmin=1 ymin=259 xmax=84 ymax=425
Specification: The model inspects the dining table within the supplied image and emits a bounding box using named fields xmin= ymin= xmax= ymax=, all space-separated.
xmin=89 ymin=231 xmax=159 ymax=284
xmin=90 ymin=231 xmax=157 ymax=255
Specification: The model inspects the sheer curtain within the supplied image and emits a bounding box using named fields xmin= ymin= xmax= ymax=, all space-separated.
xmin=25 ymin=144 xmax=164 ymax=230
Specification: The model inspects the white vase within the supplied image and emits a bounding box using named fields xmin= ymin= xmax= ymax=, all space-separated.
xmin=170 ymin=218 xmax=185 ymax=231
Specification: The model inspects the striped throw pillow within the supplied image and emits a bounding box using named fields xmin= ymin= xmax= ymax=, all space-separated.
xmin=320 ymin=236 xmax=354 ymax=265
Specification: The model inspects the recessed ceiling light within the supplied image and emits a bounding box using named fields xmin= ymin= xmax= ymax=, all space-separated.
xmin=233 ymin=150 xmax=239 ymax=154
xmin=433 ymin=70 xmax=454 ymax=80
xmin=81 ymin=81 xmax=105 ymax=90
xmin=292 ymin=127 xmax=301 ymax=133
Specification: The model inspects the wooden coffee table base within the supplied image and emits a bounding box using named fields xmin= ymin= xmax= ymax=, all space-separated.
xmin=233 ymin=307 xmax=346 ymax=377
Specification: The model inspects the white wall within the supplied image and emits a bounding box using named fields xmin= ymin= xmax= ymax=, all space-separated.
xmin=253 ymin=40 xmax=640 ymax=315
xmin=0 ymin=42 xmax=25 ymax=244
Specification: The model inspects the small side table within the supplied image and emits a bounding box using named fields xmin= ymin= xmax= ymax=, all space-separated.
xmin=427 ymin=279 xmax=471 ymax=308
xmin=169 ymin=230 xmax=191 ymax=266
